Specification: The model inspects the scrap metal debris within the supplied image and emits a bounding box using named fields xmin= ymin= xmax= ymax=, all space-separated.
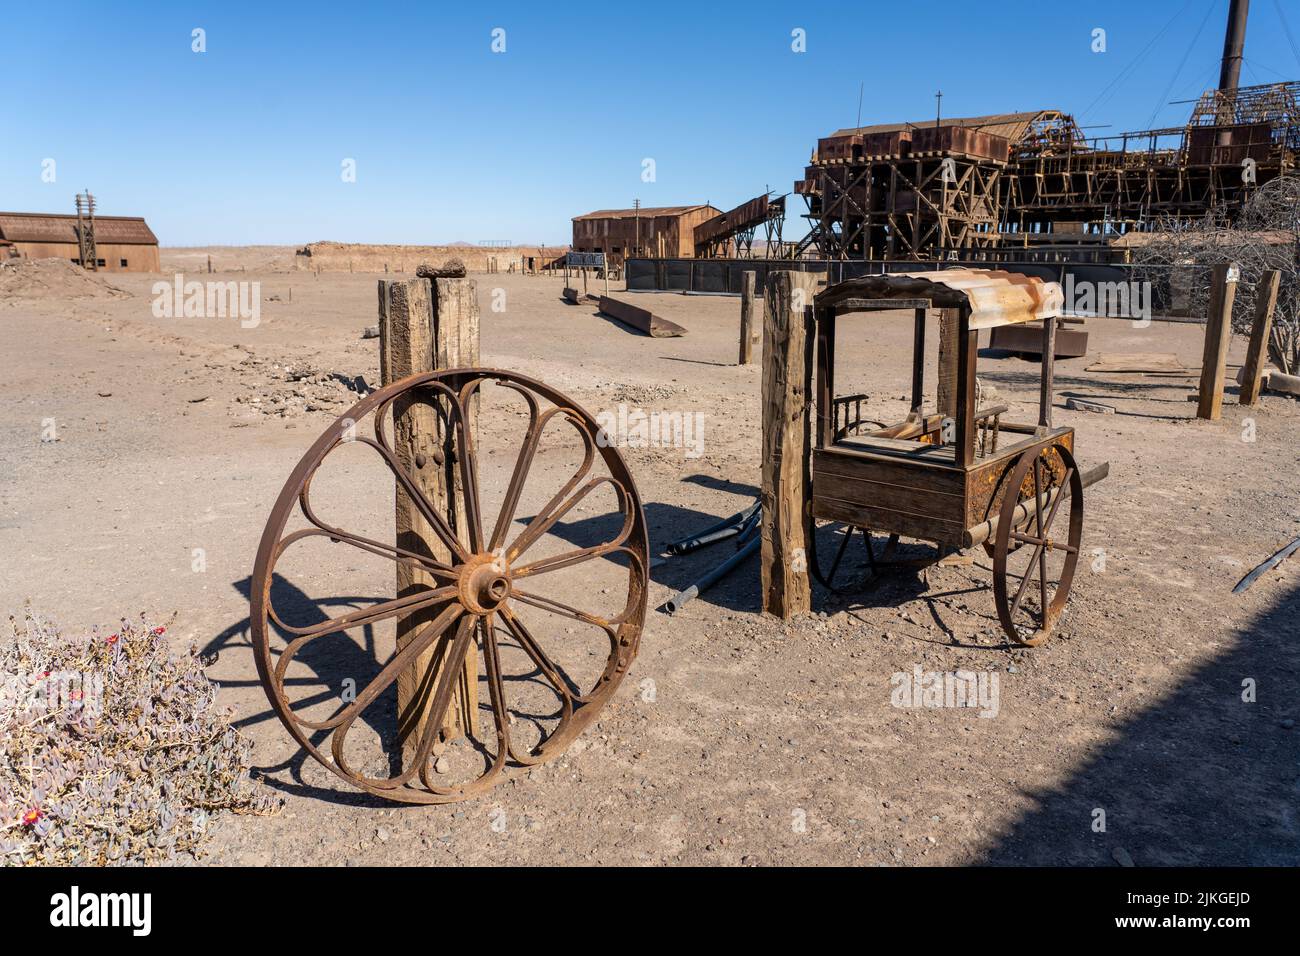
xmin=598 ymin=295 xmax=686 ymax=337
xmin=1232 ymin=534 xmax=1300 ymax=593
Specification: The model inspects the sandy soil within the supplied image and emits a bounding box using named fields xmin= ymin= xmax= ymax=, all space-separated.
xmin=2 ymin=251 xmax=1298 ymax=866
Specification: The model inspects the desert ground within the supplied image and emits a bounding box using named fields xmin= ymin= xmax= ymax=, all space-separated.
xmin=2 ymin=249 xmax=1298 ymax=866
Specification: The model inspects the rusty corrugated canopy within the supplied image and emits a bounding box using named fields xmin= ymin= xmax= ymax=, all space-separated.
xmin=830 ymin=110 xmax=1065 ymax=145
xmin=573 ymin=205 xmax=717 ymax=220
xmin=817 ymin=269 xmax=1063 ymax=330
xmin=0 ymin=212 xmax=159 ymax=245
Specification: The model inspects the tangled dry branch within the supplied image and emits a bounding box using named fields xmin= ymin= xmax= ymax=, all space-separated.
xmin=1129 ymin=177 xmax=1300 ymax=374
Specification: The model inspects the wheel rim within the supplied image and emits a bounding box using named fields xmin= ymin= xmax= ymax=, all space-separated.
xmin=251 ymin=369 xmax=648 ymax=803
xmin=992 ymin=443 xmax=1083 ymax=647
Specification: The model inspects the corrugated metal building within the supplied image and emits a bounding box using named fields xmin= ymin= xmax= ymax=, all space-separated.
xmin=572 ymin=204 xmax=721 ymax=267
xmin=0 ymin=212 xmax=161 ymax=272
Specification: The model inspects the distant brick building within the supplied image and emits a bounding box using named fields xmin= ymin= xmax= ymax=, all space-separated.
xmin=571 ymin=204 xmax=721 ymax=268
xmin=0 ymin=212 xmax=160 ymax=272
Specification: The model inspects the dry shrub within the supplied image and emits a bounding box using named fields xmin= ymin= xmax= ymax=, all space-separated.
xmin=0 ymin=610 xmax=279 ymax=865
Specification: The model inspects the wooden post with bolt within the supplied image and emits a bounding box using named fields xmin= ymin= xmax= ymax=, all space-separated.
xmin=1239 ymin=269 xmax=1280 ymax=406
xmin=760 ymin=270 xmax=817 ymax=618
xmin=739 ymin=270 xmax=757 ymax=365
xmin=1197 ymin=262 xmax=1239 ymax=420
xmin=378 ymin=276 xmax=481 ymax=772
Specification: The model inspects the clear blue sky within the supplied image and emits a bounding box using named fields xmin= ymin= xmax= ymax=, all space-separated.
xmin=4 ymin=0 xmax=1300 ymax=246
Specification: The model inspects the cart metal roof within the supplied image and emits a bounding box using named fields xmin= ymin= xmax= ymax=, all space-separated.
xmin=815 ymin=269 xmax=1064 ymax=331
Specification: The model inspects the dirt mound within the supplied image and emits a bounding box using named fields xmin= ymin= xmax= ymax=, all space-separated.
xmin=0 ymin=257 xmax=128 ymax=302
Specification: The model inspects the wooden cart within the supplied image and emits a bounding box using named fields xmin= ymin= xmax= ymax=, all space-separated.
xmin=809 ymin=269 xmax=1109 ymax=646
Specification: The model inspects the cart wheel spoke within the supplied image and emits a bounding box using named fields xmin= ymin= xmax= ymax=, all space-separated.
xmin=485 ymin=383 xmax=543 ymax=552
xmin=809 ymin=520 xmax=870 ymax=593
xmin=270 ymin=578 xmax=458 ymax=641
xmin=350 ymin=435 xmax=472 ymax=564
xmin=511 ymin=485 xmax=634 ymax=579
xmin=277 ymin=602 xmax=464 ymax=732
xmin=497 ymin=607 xmax=581 ymax=762
xmin=503 ymin=413 xmax=597 ymax=562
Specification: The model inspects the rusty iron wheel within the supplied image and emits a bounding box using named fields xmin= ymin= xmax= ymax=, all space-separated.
xmin=251 ymin=369 xmax=648 ymax=804
xmin=992 ymin=443 xmax=1083 ymax=647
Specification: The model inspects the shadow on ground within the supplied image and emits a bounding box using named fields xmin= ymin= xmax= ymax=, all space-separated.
xmin=978 ymin=578 xmax=1300 ymax=865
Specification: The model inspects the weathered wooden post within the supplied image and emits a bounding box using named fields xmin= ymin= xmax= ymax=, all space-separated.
xmin=378 ymin=276 xmax=481 ymax=769
xmin=1197 ymin=262 xmax=1239 ymax=420
xmin=936 ymin=308 xmax=960 ymax=419
xmin=760 ymin=270 xmax=817 ymax=618
xmin=739 ymin=270 xmax=756 ymax=365
xmin=1239 ymin=269 xmax=1280 ymax=406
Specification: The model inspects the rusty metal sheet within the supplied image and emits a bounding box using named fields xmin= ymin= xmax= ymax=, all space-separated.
xmin=598 ymin=295 xmax=686 ymax=337
xmin=816 ymin=269 xmax=1062 ymax=330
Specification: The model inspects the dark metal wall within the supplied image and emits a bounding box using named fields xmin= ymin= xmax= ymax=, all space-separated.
xmin=625 ymin=257 xmax=1202 ymax=318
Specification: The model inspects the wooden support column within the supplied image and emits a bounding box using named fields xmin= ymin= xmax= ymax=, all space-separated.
xmin=1239 ymin=269 xmax=1280 ymax=406
xmin=378 ymin=277 xmax=480 ymax=772
xmin=954 ymin=307 xmax=977 ymax=467
xmin=936 ymin=307 xmax=960 ymax=419
xmin=910 ymin=307 xmax=926 ymax=416
xmin=1196 ymin=263 xmax=1239 ymax=421
xmin=1039 ymin=316 xmax=1057 ymax=431
xmin=739 ymin=270 xmax=756 ymax=365
xmin=760 ymin=270 xmax=817 ymax=619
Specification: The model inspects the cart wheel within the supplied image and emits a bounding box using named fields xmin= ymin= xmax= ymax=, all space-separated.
xmin=992 ymin=443 xmax=1083 ymax=646
xmin=251 ymin=369 xmax=648 ymax=804
xmin=809 ymin=520 xmax=870 ymax=592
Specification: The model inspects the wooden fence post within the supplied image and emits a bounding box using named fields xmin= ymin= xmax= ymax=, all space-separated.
xmin=378 ymin=277 xmax=480 ymax=770
xmin=1196 ymin=262 xmax=1239 ymax=420
xmin=760 ymin=270 xmax=817 ymax=619
xmin=739 ymin=270 xmax=756 ymax=365
xmin=1239 ymin=269 xmax=1280 ymax=406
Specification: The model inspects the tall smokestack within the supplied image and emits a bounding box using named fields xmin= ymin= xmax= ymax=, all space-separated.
xmin=1218 ymin=0 xmax=1249 ymax=93
xmin=1215 ymin=0 xmax=1250 ymax=142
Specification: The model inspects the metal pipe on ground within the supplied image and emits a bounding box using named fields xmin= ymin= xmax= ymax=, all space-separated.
xmin=665 ymin=501 xmax=760 ymax=555
xmin=663 ymin=537 xmax=761 ymax=615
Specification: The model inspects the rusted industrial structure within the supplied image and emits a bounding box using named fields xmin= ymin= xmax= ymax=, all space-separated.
xmin=571 ymin=204 xmax=720 ymax=268
xmin=795 ymin=82 xmax=1299 ymax=262
xmin=795 ymin=0 xmax=1297 ymax=261
xmin=0 ymin=207 xmax=160 ymax=272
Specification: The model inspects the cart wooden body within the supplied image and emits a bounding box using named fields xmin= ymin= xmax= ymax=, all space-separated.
xmin=809 ymin=269 xmax=1106 ymax=645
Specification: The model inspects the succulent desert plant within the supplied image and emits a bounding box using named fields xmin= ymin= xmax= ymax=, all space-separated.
xmin=0 ymin=609 xmax=279 ymax=865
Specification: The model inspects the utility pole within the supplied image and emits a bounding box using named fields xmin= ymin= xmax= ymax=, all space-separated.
xmin=74 ymin=191 xmax=97 ymax=271
xmin=935 ymin=90 xmax=943 ymax=128
xmin=633 ymin=198 xmax=641 ymax=257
